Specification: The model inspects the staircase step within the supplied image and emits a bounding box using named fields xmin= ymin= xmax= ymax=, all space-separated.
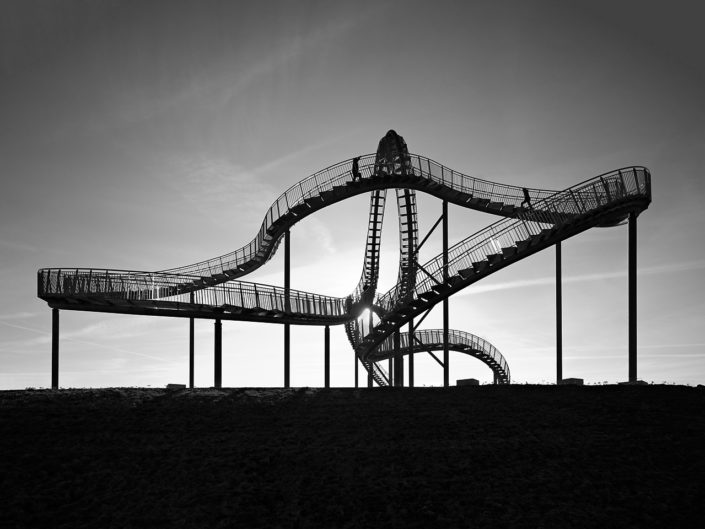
xmin=304 ymin=196 xmax=324 ymax=208
xmin=472 ymin=261 xmax=489 ymax=273
xmin=470 ymin=197 xmax=490 ymax=207
xmin=319 ymin=190 xmax=336 ymax=202
xmin=290 ymin=203 xmax=310 ymax=216
xmin=387 ymin=313 xmax=407 ymax=322
xmin=501 ymin=247 xmax=517 ymax=258
xmin=431 ymin=283 xmax=450 ymax=294
xmin=458 ymin=267 xmax=475 ymax=279
xmin=447 ymin=276 xmax=463 ymax=287
xmin=501 ymin=205 xmax=516 ymax=215
xmin=487 ymin=202 xmax=503 ymax=211
xmin=515 ymin=240 xmax=531 ymax=252
xmin=487 ymin=253 xmax=503 ymax=265
xmin=419 ymin=291 xmax=436 ymax=300
xmin=539 ymin=228 xmax=554 ymax=239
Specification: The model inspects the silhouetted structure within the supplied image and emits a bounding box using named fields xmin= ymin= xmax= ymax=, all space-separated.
xmin=37 ymin=131 xmax=652 ymax=388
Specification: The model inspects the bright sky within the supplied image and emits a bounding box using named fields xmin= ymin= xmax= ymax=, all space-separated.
xmin=1 ymin=0 xmax=704 ymax=389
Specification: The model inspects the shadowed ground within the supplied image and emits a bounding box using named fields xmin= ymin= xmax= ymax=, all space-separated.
xmin=2 ymin=386 xmax=703 ymax=528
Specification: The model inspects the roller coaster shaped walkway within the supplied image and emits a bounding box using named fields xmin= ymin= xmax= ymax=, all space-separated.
xmin=38 ymin=130 xmax=652 ymax=386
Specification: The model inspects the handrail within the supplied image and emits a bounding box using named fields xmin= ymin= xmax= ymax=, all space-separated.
xmin=156 ymin=153 xmax=558 ymax=279
xmin=370 ymin=328 xmax=510 ymax=383
xmin=376 ymin=166 xmax=650 ymax=311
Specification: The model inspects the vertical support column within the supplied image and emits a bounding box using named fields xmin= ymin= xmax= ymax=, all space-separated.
xmin=354 ymin=350 xmax=359 ymax=388
xmin=556 ymin=242 xmax=563 ymax=385
xmin=214 ymin=319 xmax=222 ymax=388
xmin=353 ymin=349 xmax=360 ymax=388
xmin=284 ymin=229 xmax=291 ymax=388
xmin=628 ymin=212 xmax=637 ymax=382
xmin=189 ymin=292 xmax=194 ymax=389
xmin=388 ymin=357 xmax=393 ymax=386
xmin=324 ymin=325 xmax=330 ymax=388
xmin=442 ymin=200 xmax=449 ymax=387
xmin=51 ymin=308 xmax=59 ymax=390
xmin=368 ymin=310 xmax=373 ymax=388
xmin=408 ymin=319 xmax=414 ymax=387
xmin=394 ymin=331 xmax=403 ymax=387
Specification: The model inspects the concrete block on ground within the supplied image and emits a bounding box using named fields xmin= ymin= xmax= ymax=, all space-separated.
xmin=559 ymin=378 xmax=584 ymax=386
xmin=167 ymin=383 xmax=187 ymax=389
xmin=457 ymin=378 xmax=480 ymax=386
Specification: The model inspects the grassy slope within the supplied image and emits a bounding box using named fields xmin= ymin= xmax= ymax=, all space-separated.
xmin=1 ymin=386 xmax=704 ymax=528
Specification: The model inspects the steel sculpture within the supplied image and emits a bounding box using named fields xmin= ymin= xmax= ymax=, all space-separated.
xmin=38 ymin=130 xmax=652 ymax=388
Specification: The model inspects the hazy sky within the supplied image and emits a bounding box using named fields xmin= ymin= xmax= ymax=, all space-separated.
xmin=1 ymin=0 xmax=704 ymax=389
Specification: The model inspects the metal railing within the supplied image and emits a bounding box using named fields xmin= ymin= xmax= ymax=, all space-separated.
xmin=368 ymin=328 xmax=510 ymax=382
xmin=38 ymin=268 xmax=347 ymax=318
xmin=157 ymin=153 xmax=559 ymax=279
xmin=377 ymin=167 xmax=650 ymax=311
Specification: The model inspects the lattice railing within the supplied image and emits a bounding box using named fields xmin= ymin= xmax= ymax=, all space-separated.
xmin=377 ymin=167 xmax=650 ymax=311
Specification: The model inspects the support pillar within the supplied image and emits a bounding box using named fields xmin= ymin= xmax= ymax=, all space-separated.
xmin=556 ymin=242 xmax=563 ymax=384
xmin=214 ymin=319 xmax=222 ymax=388
xmin=408 ymin=319 xmax=414 ymax=387
xmin=388 ymin=357 xmax=393 ymax=385
xmin=628 ymin=212 xmax=637 ymax=382
xmin=51 ymin=308 xmax=59 ymax=389
xmin=368 ymin=309 xmax=373 ymax=387
xmin=354 ymin=350 xmax=359 ymax=388
xmin=324 ymin=325 xmax=330 ymax=388
xmin=284 ymin=325 xmax=291 ymax=388
xmin=442 ymin=200 xmax=449 ymax=387
xmin=284 ymin=229 xmax=291 ymax=388
xmin=189 ymin=292 xmax=194 ymax=389
xmin=394 ymin=331 xmax=403 ymax=387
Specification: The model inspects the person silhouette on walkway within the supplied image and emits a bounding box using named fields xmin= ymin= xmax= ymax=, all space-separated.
xmin=351 ymin=156 xmax=362 ymax=181
xmin=521 ymin=187 xmax=532 ymax=209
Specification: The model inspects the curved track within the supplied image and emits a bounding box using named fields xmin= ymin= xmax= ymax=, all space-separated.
xmin=38 ymin=131 xmax=652 ymax=385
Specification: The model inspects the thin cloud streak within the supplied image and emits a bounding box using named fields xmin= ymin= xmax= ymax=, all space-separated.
xmin=459 ymin=260 xmax=705 ymax=296
xmin=0 ymin=320 xmax=173 ymax=363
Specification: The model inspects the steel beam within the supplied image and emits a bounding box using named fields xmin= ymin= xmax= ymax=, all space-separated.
xmin=189 ymin=292 xmax=194 ymax=389
xmin=214 ymin=319 xmax=222 ymax=388
xmin=556 ymin=242 xmax=562 ymax=384
xmin=408 ymin=319 xmax=414 ymax=387
xmin=51 ymin=308 xmax=59 ymax=389
xmin=368 ymin=310 xmax=373 ymax=387
xmin=629 ymin=212 xmax=637 ymax=382
xmin=284 ymin=229 xmax=291 ymax=388
xmin=324 ymin=325 xmax=330 ymax=388
xmin=394 ymin=331 xmax=403 ymax=387
xmin=443 ymin=199 xmax=449 ymax=387
xmin=354 ymin=350 xmax=359 ymax=388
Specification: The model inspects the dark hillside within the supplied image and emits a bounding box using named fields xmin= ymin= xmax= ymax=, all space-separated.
xmin=2 ymin=386 xmax=704 ymax=528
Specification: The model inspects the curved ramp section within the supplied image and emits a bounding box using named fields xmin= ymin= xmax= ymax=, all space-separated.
xmin=372 ymin=329 xmax=510 ymax=384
